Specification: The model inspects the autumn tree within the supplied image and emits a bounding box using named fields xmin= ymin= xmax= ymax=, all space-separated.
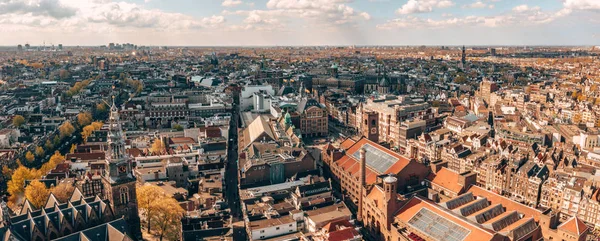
xmin=77 ymin=112 xmax=93 ymax=126
xmin=50 ymin=182 xmax=75 ymax=203
xmin=7 ymin=166 xmax=41 ymax=199
xmin=25 ymin=151 xmax=35 ymax=163
xmin=70 ymin=144 xmax=77 ymax=154
xmin=1 ymin=166 xmax=13 ymax=180
xmin=45 ymin=139 xmax=53 ymax=150
xmin=35 ymin=146 xmax=45 ymax=157
xmin=25 ymin=180 xmax=50 ymax=208
xmin=59 ymin=121 xmax=75 ymax=139
xmin=150 ymin=197 xmax=184 ymax=241
xmin=137 ymin=185 xmax=167 ymax=232
xmin=58 ymin=69 xmax=70 ymax=80
xmin=12 ymin=115 xmax=25 ymax=127
xmin=39 ymin=151 xmax=65 ymax=174
xmin=151 ymin=138 xmax=166 ymax=154
xmin=93 ymin=102 xmax=109 ymax=120
xmin=81 ymin=121 xmax=103 ymax=143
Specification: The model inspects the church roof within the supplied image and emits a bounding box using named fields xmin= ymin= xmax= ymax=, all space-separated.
xmin=297 ymin=98 xmax=323 ymax=113
xmin=2 ymin=187 xmax=115 ymax=241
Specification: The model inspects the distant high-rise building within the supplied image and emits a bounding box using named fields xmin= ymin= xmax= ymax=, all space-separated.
xmin=24 ymin=43 xmax=30 ymax=49
xmin=461 ymin=45 xmax=466 ymax=66
xmin=109 ymin=42 xmax=115 ymax=49
xmin=58 ymin=44 xmax=63 ymax=50
xmin=490 ymin=48 xmax=496 ymax=56
xmin=17 ymin=44 xmax=22 ymax=51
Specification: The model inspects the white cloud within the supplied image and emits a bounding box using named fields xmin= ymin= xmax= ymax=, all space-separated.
xmin=0 ymin=0 xmax=77 ymax=19
xmin=463 ymin=1 xmax=487 ymax=9
xmin=380 ymin=5 xmax=572 ymax=29
xmin=222 ymin=0 xmax=243 ymax=7
xmin=231 ymin=0 xmax=372 ymax=27
xmin=396 ymin=0 xmax=455 ymax=15
xmin=563 ymin=0 xmax=600 ymax=10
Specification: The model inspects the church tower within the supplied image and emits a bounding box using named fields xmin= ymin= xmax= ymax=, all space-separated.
xmin=102 ymin=97 xmax=141 ymax=238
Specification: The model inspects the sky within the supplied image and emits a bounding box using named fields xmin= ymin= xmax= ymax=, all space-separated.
xmin=0 ymin=0 xmax=599 ymax=46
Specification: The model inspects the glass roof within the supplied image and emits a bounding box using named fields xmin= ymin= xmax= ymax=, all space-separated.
xmin=408 ymin=208 xmax=470 ymax=241
xmin=351 ymin=143 xmax=398 ymax=174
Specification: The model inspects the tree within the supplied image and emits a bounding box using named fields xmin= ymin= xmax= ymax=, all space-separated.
xmin=58 ymin=69 xmax=70 ymax=80
xmin=151 ymin=138 xmax=165 ymax=154
xmin=50 ymin=182 xmax=75 ymax=203
xmin=53 ymin=135 xmax=61 ymax=146
xmin=39 ymin=151 xmax=65 ymax=174
xmin=93 ymin=102 xmax=109 ymax=120
xmin=137 ymin=185 xmax=167 ymax=232
xmin=150 ymin=197 xmax=184 ymax=241
xmin=81 ymin=121 xmax=103 ymax=143
xmin=2 ymin=166 xmax=13 ymax=180
xmin=45 ymin=139 xmax=53 ymax=150
xmin=12 ymin=115 xmax=25 ymax=127
xmin=77 ymin=112 xmax=93 ymax=126
xmin=35 ymin=146 xmax=45 ymax=157
xmin=59 ymin=121 xmax=75 ymax=139
xmin=173 ymin=124 xmax=183 ymax=131
xmin=7 ymin=166 xmax=41 ymax=199
xmin=25 ymin=151 xmax=35 ymax=163
xmin=24 ymin=180 xmax=50 ymax=208
xmin=70 ymin=144 xmax=77 ymax=154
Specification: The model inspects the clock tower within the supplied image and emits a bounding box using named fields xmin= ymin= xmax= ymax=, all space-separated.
xmin=102 ymin=98 xmax=141 ymax=238
xmin=362 ymin=111 xmax=379 ymax=143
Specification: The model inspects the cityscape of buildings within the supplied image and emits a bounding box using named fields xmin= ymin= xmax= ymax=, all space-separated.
xmin=0 ymin=38 xmax=599 ymax=241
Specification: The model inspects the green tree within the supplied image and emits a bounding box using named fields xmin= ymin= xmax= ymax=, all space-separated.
xmin=173 ymin=124 xmax=184 ymax=131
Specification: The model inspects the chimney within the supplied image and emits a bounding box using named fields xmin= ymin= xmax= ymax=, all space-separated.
xmin=430 ymin=160 xmax=448 ymax=174
xmin=357 ymin=147 xmax=366 ymax=223
xmin=458 ymin=171 xmax=477 ymax=189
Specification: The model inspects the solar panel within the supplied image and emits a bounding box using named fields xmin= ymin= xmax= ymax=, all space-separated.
xmin=408 ymin=208 xmax=470 ymax=241
xmin=442 ymin=193 xmax=474 ymax=210
xmin=456 ymin=198 xmax=489 ymax=217
xmin=351 ymin=143 xmax=399 ymax=174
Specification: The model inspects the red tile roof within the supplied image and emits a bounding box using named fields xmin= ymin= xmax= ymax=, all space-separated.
xmin=558 ymin=216 xmax=588 ymax=236
xmin=395 ymin=196 xmax=499 ymax=241
xmin=467 ymin=185 xmax=542 ymax=221
xmin=428 ymin=167 xmax=464 ymax=194
xmin=333 ymin=137 xmax=411 ymax=185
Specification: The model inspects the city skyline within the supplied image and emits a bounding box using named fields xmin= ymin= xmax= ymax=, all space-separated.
xmin=0 ymin=0 xmax=599 ymax=46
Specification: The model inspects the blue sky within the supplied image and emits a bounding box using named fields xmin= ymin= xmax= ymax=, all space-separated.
xmin=0 ymin=0 xmax=598 ymax=46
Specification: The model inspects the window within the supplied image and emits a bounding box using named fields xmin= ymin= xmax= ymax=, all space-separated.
xmin=276 ymin=227 xmax=280 ymax=230
xmin=260 ymin=230 xmax=265 ymax=233
xmin=120 ymin=186 xmax=129 ymax=204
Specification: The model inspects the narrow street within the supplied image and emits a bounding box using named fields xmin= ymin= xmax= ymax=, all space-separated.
xmin=225 ymin=102 xmax=246 ymax=241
